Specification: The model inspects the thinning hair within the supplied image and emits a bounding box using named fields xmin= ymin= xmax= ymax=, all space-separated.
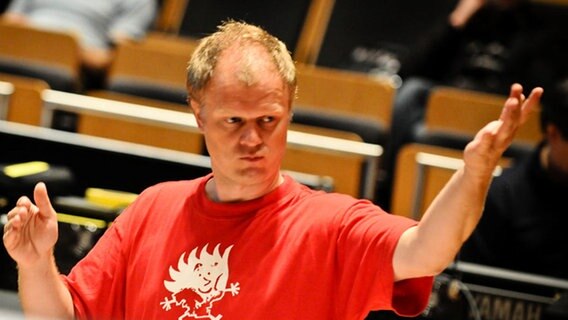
xmin=186 ymin=20 xmax=297 ymax=105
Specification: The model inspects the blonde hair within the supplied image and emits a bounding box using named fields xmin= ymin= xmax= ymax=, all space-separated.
xmin=186 ymin=20 xmax=297 ymax=104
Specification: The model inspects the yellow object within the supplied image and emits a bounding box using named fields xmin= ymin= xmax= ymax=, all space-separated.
xmin=85 ymin=188 xmax=138 ymax=209
xmin=3 ymin=161 xmax=50 ymax=178
xmin=57 ymin=212 xmax=107 ymax=229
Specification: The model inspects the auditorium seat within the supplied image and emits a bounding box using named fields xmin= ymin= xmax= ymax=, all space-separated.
xmin=0 ymin=21 xmax=82 ymax=93
xmin=0 ymin=73 xmax=50 ymax=125
xmin=415 ymin=86 xmax=542 ymax=158
xmin=293 ymin=63 xmax=396 ymax=146
xmin=390 ymin=143 xmax=511 ymax=220
xmin=42 ymin=90 xmax=205 ymax=155
xmin=91 ymin=35 xmax=198 ymax=107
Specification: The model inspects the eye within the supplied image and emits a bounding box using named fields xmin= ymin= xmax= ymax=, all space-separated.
xmin=225 ymin=117 xmax=242 ymax=124
xmin=259 ymin=116 xmax=275 ymax=124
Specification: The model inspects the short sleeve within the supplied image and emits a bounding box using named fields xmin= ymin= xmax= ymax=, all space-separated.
xmin=334 ymin=200 xmax=433 ymax=318
xmin=61 ymin=202 xmax=138 ymax=319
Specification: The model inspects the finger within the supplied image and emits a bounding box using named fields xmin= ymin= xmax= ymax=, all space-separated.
xmin=3 ymin=212 xmax=20 ymax=238
xmin=3 ymin=216 xmax=12 ymax=234
xmin=33 ymin=182 xmax=55 ymax=219
xmin=519 ymin=87 xmax=543 ymax=123
xmin=496 ymin=85 xmax=521 ymax=131
xmin=497 ymin=84 xmax=543 ymax=137
xmin=3 ymin=220 xmax=15 ymax=245
xmin=480 ymin=120 xmax=502 ymax=148
xmin=6 ymin=205 xmax=21 ymax=220
xmin=2 ymin=217 xmax=21 ymax=251
xmin=497 ymin=96 xmax=521 ymax=138
xmin=16 ymin=195 xmax=32 ymax=210
xmin=6 ymin=204 xmax=30 ymax=228
xmin=509 ymin=83 xmax=524 ymax=102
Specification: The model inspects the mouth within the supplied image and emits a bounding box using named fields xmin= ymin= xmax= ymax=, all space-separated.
xmin=240 ymin=156 xmax=263 ymax=162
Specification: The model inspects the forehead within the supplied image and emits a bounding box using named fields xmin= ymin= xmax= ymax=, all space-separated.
xmin=201 ymin=44 xmax=291 ymax=109
xmin=216 ymin=43 xmax=280 ymax=84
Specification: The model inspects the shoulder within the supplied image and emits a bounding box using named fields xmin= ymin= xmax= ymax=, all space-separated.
xmin=111 ymin=177 xmax=206 ymax=228
xmin=139 ymin=178 xmax=204 ymax=198
xmin=296 ymin=190 xmax=404 ymax=224
xmin=120 ymin=177 xmax=206 ymax=216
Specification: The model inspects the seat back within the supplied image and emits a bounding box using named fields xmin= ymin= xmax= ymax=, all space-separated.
xmin=0 ymin=73 xmax=50 ymax=125
xmin=292 ymin=64 xmax=395 ymax=146
xmin=0 ymin=21 xmax=82 ymax=92
xmin=295 ymin=64 xmax=395 ymax=127
xmin=103 ymin=36 xmax=199 ymax=105
xmin=391 ymin=143 xmax=510 ymax=220
xmin=417 ymin=86 xmax=542 ymax=156
xmin=42 ymin=90 xmax=205 ymax=155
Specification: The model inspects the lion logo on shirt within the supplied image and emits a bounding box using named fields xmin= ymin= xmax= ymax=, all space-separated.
xmin=160 ymin=244 xmax=240 ymax=320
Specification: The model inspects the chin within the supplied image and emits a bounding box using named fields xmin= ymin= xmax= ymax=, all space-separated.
xmin=237 ymin=167 xmax=268 ymax=178
xmin=236 ymin=166 xmax=279 ymax=182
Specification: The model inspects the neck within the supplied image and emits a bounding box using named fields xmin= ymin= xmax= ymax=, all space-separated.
xmin=206 ymin=174 xmax=284 ymax=202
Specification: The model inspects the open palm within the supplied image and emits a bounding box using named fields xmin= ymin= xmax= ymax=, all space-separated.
xmin=463 ymin=83 xmax=543 ymax=180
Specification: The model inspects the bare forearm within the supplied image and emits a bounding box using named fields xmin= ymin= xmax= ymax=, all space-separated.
xmin=394 ymin=167 xmax=491 ymax=279
xmin=418 ymin=167 xmax=489 ymax=255
xmin=18 ymin=255 xmax=75 ymax=320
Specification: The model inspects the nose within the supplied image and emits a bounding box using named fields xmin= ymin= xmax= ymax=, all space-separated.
xmin=240 ymin=124 xmax=263 ymax=147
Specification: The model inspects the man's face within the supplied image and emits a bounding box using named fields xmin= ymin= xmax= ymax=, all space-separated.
xmin=191 ymin=45 xmax=292 ymax=189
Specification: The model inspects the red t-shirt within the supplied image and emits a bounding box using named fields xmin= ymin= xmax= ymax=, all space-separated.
xmin=63 ymin=174 xmax=433 ymax=319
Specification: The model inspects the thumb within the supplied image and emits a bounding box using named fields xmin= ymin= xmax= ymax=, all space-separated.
xmin=33 ymin=182 xmax=55 ymax=219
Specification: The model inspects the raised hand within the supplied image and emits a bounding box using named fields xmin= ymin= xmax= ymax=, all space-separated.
xmin=3 ymin=182 xmax=59 ymax=268
xmin=463 ymin=83 xmax=543 ymax=181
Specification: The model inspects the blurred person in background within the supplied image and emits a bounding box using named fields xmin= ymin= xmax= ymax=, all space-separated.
xmin=460 ymin=78 xmax=568 ymax=279
xmin=1 ymin=0 xmax=157 ymax=89
xmin=377 ymin=0 xmax=565 ymax=210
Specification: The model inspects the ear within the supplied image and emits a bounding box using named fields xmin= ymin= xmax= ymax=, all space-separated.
xmin=189 ymin=99 xmax=205 ymax=130
xmin=546 ymin=124 xmax=561 ymax=142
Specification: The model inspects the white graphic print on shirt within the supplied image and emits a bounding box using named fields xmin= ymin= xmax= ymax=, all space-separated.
xmin=160 ymin=244 xmax=240 ymax=320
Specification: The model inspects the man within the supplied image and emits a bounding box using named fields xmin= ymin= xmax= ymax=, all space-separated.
xmin=2 ymin=21 xmax=542 ymax=319
xmin=460 ymin=79 xmax=568 ymax=278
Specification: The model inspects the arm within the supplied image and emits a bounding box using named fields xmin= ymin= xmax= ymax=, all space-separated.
xmin=81 ymin=0 xmax=156 ymax=71
xmin=449 ymin=0 xmax=486 ymax=29
xmin=392 ymin=83 xmax=543 ymax=281
xmin=1 ymin=0 xmax=29 ymax=24
xmin=2 ymin=182 xmax=74 ymax=319
xmin=81 ymin=47 xmax=114 ymax=71
xmin=398 ymin=0 xmax=485 ymax=80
